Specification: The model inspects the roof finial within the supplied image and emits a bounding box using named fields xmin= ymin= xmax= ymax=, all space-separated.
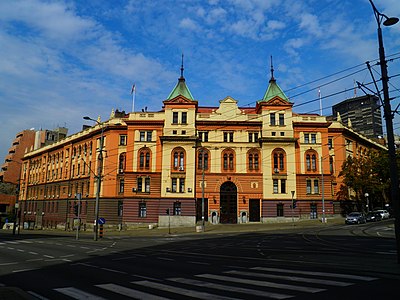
xmin=269 ymin=55 xmax=275 ymax=82
xmin=180 ymin=53 xmax=184 ymax=79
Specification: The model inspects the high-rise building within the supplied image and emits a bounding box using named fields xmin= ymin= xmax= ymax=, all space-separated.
xmin=332 ymin=95 xmax=383 ymax=139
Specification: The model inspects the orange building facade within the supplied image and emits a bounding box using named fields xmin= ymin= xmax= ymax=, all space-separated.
xmin=17 ymin=71 xmax=386 ymax=230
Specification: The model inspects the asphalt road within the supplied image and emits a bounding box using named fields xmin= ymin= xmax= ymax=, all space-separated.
xmin=0 ymin=220 xmax=399 ymax=299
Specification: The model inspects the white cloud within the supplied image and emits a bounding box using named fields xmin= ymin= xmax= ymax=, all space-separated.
xmin=299 ymin=13 xmax=322 ymax=37
xmin=267 ymin=20 xmax=286 ymax=30
xmin=179 ymin=17 xmax=201 ymax=31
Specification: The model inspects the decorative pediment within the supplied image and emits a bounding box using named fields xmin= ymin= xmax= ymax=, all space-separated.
xmin=265 ymin=96 xmax=291 ymax=106
xmin=163 ymin=95 xmax=197 ymax=105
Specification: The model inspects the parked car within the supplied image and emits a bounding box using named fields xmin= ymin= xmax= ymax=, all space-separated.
xmin=374 ymin=209 xmax=390 ymax=219
xmin=366 ymin=211 xmax=382 ymax=222
xmin=345 ymin=212 xmax=366 ymax=224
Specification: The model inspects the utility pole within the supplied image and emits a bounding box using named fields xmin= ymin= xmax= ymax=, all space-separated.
xmin=83 ymin=116 xmax=105 ymax=241
xmin=369 ymin=0 xmax=400 ymax=263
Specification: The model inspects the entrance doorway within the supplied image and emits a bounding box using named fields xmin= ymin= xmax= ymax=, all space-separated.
xmin=310 ymin=203 xmax=318 ymax=219
xmin=249 ymin=199 xmax=260 ymax=222
xmin=220 ymin=181 xmax=237 ymax=223
xmin=196 ymin=198 xmax=208 ymax=222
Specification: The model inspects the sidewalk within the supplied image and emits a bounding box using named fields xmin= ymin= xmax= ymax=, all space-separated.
xmin=1 ymin=217 xmax=346 ymax=239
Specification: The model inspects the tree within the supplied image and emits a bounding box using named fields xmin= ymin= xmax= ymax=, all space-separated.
xmin=0 ymin=182 xmax=16 ymax=195
xmin=338 ymin=150 xmax=390 ymax=213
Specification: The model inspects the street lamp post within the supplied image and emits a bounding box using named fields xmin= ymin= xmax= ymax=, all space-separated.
xmin=83 ymin=116 xmax=105 ymax=241
xmin=368 ymin=0 xmax=400 ymax=263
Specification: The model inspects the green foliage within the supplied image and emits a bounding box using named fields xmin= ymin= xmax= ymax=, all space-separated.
xmin=338 ymin=150 xmax=390 ymax=211
xmin=0 ymin=182 xmax=16 ymax=195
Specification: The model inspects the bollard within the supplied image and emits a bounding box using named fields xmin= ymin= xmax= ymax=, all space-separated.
xmin=99 ymin=224 xmax=104 ymax=238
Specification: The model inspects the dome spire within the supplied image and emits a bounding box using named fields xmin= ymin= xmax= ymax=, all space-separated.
xmin=270 ymin=55 xmax=275 ymax=83
xmin=180 ymin=53 xmax=184 ymax=79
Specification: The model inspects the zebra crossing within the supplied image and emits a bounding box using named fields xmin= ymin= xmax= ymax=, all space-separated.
xmin=30 ymin=265 xmax=378 ymax=299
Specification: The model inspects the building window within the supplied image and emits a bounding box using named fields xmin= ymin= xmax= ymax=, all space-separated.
xmin=270 ymin=113 xmax=276 ymax=126
xmin=271 ymin=132 xmax=276 ymax=136
xmin=119 ymin=135 xmax=127 ymax=146
xmin=223 ymin=132 xmax=234 ymax=142
xmin=281 ymin=179 xmax=286 ymax=194
xmin=311 ymin=154 xmax=317 ymax=171
xmin=172 ymin=148 xmax=185 ymax=171
xmin=304 ymin=133 xmax=310 ymax=144
xmin=146 ymin=131 xmax=152 ymax=142
xmin=222 ymin=149 xmax=235 ymax=171
xmin=181 ymin=112 xmax=187 ymax=124
xmin=329 ymin=156 xmax=334 ymax=174
xmin=139 ymin=202 xmax=147 ymax=218
xmin=173 ymin=201 xmax=182 ymax=215
xmin=119 ymin=179 xmax=124 ymax=194
xmin=199 ymin=131 xmax=209 ymax=142
xmin=145 ymin=177 xmax=150 ymax=193
xmin=311 ymin=133 xmax=317 ymax=144
xmin=119 ymin=153 xmax=126 ymax=173
xmin=279 ymin=114 xmax=285 ymax=126
xmin=306 ymin=179 xmax=312 ymax=194
xmin=314 ymin=180 xmax=319 ymax=194
xmin=172 ymin=178 xmax=177 ymax=193
xmin=137 ymin=177 xmax=143 ymax=192
xmin=248 ymin=132 xmax=259 ymax=143
xmin=172 ymin=112 xmax=178 ymax=124
xmin=140 ymin=131 xmax=146 ymax=141
xmin=179 ymin=178 xmax=185 ymax=193
xmin=306 ymin=154 xmax=311 ymax=171
xmin=328 ymin=138 xmax=333 ymax=149
xmin=248 ymin=151 xmax=260 ymax=171
xmin=272 ymin=149 xmax=286 ymax=172
xmin=277 ymin=203 xmax=284 ymax=217
xmin=138 ymin=148 xmax=151 ymax=170
xmin=198 ymin=150 xmax=209 ymax=170
xmin=273 ymin=179 xmax=278 ymax=193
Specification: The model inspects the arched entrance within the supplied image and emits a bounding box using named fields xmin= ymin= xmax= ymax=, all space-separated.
xmin=220 ymin=181 xmax=237 ymax=224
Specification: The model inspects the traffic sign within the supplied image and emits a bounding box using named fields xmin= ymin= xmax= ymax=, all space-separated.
xmin=98 ymin=217 xmax=106 ymax=225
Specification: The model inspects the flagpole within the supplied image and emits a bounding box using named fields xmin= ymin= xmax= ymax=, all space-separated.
xmin=131 ymin=84 xmax=136 ymax=112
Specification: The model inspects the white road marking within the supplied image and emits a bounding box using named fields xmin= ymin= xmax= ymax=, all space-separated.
xmin=197 ymin=274 xmax=325 ymax=293
xmin=252 ymin=267 xmax=378 ymax=281
xmin=169 ymin=277 xmax=293 ymax=299
xmin=227 ymin=270 xmax=352 ymax=287
xmin=133 ymin=280 xmax=241 ymax=300
xmin=97 ymin=283 xmax=170 ymax=300
xmin=54 ymin=287 xmax=106 ymax=299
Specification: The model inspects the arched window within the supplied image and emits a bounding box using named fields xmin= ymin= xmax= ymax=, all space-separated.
xmin=272 ymin=148 xmax=286 ymax=173
xmin=118 ymin=152 xmax=126 ymax=173
xmin=305 ymin=150 xmax=318 ymax=172
xmin=248 ymin=149 xmax=260 ymax=171
xmin=172 ymin=147 xmax=185 ymax=171
xmin=198 ymin=149 xmax=209 ymax=171
xmin=222 ymin=149 xmax=235 ymax=171
xmin=138 ymin=148 xmax=151 ymax=170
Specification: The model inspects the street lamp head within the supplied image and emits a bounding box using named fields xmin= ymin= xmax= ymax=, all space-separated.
xmin=83 ymin=116 xmax=92 ymax=121
xmin=383 ymin=16 xmax=399 ymax=26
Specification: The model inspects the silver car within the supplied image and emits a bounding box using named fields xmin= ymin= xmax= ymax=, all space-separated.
xmin=374 ymin=209 xmax=390 ymax=219
xmin=345 ymin=212 xmax=366 ymax=224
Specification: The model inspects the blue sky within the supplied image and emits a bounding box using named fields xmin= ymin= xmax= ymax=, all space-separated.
xmin=1 ymin=0 xmax=399 ymax=163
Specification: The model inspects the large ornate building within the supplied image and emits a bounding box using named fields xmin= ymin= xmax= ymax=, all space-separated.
xmin=17 ymin=66 xmax=386 ymax=230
